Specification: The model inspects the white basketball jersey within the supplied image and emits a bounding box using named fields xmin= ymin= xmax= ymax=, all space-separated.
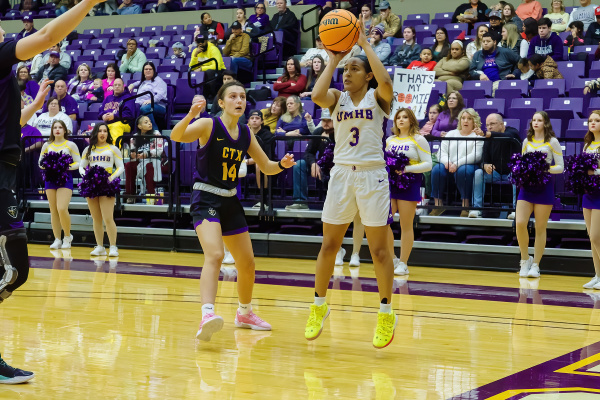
xmin=332 ymin=88 xmax=389 ymax=168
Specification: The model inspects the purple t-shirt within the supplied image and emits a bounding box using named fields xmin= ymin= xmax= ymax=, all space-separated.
xmin=42 ymin=94 xmax=78 ymax=117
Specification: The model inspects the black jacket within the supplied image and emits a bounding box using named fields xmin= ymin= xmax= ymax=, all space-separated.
xmin=304 ymin=127 xmax=335 ymax=166
xmin=585 ymin=22 xmax=600 ymax=45
xmin=452 ymin=2 xmax=489 ymax=23
xmin=35 ymin=64 xmax=68 ymax=85
xmin=253 ymin=125 xmax=275 ymax=158
xmin=482 ymin=126 xmax=521 ymax=175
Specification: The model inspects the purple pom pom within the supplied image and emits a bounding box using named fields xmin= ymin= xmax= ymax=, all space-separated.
xmin=565 ymin=153 xmax=600 ymax=195
xmin=317 ymin=142 xmax=335 ymax=172
xmin=40 ymin=151 xmax=73 ymax=187
xmin=508 ymin=151 xmax=550 ymax=189
xmin=79 ymin=165 xmax=121 ymax=198
xmin=385 ymin=150 xmax=416 ymax=190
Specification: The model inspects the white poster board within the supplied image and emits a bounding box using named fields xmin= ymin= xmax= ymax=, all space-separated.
xmin=392 ymin=69 xmax=436 ymax=121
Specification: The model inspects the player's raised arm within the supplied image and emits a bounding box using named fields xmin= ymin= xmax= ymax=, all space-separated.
xmin=311 ymin=48 xmax=345 ymax=110
xmin=171 ymin=100 xmax=213 ymax=144
xmin=15 ymin=0 xmax=107 ymax=62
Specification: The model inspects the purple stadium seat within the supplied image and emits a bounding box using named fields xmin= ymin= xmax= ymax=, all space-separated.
xmin=158 ymin=72 xmax=179 ymax=85
xmin=461 ymin=80 xmax=493 ymax=102
xmin=403 ymin=19 xmax=425 ymax=28
xmin=132 ymin=72 xmax=142 ymax=82
xmin=507 ymin=98 xmax=543 ymax=124
xmin=83 ymin=49 xmax=101 ymax=60
xmin=431 ymin=81 xmax=447 ymax=94
xmin=142 ymin=26 xmax=163 ymax=36
xmin=557 ymin=61 xmax=585 ymax=90
xmin=566 ymin=119 xmax=589 ymax=139
xmin=174 ymin=77 xmax=202 ymax=109
xmin=96 ymin=60 xmax=112 ymax=70
xmin=549 ymin=97 xmax=584 ymax=114
xmin=136 ymin=37 xmax=150 ymax=48
xmin=473 ymin=98 xmax=505 ymax=115
xmin=83 ymin=29 xmax=100 ymax=38
xmin=105 ymin=43 xmax=124 ymax=51
xmin=445 ymin=22 xmax=468 ymax=31
xmin=122 ymin=27 xmax=142 ymax=37
xmin=98 ymin=54 xmax=117 ymax=62
xmin=407 ymin=13 xmax=430 ymax=24
xmin=182 ymin=0 xmax=201 ymax=10
xmin=300 ymin=101 xmax=315 ymax=116
xmin=531 ymin=79 xmax=566 ymax=108
xmin=422 ymin=37 xmax=436 ymax=47
xmin=147 ymin=47 xmax=167 ymax=59
xmin=104 ymin=48 xmax=121 ymax=58
xmin=415 ymin=25 xmax=437 ymax=43
xmin=38 ymin=9 xmax=55 ymax=18
xmin=73 ymin=39 xmax=90 ymax=48
xmin=495 ymin=80 xmax=529 ymax=101
xmin=91 ymin=38 xmax=110 ymax=48
xmin=165 ymin=25 xmax=184 ymax=34
xmin=152 ymin=34 xmax=173 ymax=45
xmin=66 ymin=49 xmax=82 ymax=60
xmin=587 ymin=97 xmax=600 ymax=117
xmin=503 ymin=119 xmax=520 ymax=130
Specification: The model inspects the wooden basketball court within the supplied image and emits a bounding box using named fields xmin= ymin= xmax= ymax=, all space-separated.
xmin=2 ymin=244 xmax=599 ymax=399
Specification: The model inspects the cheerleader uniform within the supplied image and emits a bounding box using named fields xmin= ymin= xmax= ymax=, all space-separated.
xmin=583 ymin=141 xmax=600 ymax=210
xmin=79 ymin=144 xmax=124 ymax=196
xmin=39 ymin=141 xmax=81 ymax=190
xmin=190 ymin=117 xmax=251 ymax=236
xmin=385 ymin=134 xmax=433 ymax=201
xmin=517 ymin=137 xmax=564 ymax=205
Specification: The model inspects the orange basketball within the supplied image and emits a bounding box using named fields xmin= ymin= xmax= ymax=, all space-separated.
xmin=319 ymin=9 xmax=360 ymax=53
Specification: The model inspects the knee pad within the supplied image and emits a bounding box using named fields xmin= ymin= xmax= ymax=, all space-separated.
xmin=0 ymin=235 xmax=18 ymax=304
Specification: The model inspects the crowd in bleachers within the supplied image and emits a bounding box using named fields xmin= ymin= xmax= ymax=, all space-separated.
xmin=8 ymin=0 xmax=600 ymax=217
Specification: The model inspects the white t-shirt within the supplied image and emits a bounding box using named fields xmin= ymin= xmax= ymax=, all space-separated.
xmin=568 ymin=4 xmax=599 ymax=31
xmin=438 ymin=130 xmax=483 ymax=167
xmin=32 ymin=112 xmax=73 ymax=137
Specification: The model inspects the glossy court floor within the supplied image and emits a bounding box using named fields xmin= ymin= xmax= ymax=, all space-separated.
xmin=2 ymin=245 xmax=600 ymax=399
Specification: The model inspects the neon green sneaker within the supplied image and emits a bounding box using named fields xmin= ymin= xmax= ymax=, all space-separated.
xmin=373 ymin=311 xmax=397 ymax=349
xmin=305 ymin=303 xmax=330 ymax=340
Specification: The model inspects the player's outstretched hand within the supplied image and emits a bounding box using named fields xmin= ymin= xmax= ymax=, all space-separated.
xmin=357 ymin=15 xmax=369 ymax=48
xmin=189 ymin=98 xmax=206 ymax=116
xmin=323 ymin=46 xmax=347 ymax=65
xmin=33 ymin=79 xmax=53 ymax=108
xmin=280 ymin=153 xmax=296 ymax=168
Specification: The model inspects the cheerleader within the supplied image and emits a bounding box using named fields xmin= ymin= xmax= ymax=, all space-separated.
xmin=170 ymin=80 xmax=295 ymax=342
xmin=386 ymin=108 xmax=432 ymax=275
xmin=516 ymin=111 xmax=563 ymax=278
xmin=582 ymin=111 xmax=600 ymax=289
xmin=38 ymin=120 xmax=80 ymax=249
xmin=79 ymin=123 xmax=124 ymax=257
xmin=306 ymin=15 xmax=397 ymax=349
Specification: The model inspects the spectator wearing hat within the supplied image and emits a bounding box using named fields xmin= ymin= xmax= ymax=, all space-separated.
xmin=527 ymin=17 xmax=564 ymax=61
xmin=286 ymin=108 xmax=335 ymax=210
xmin=371 ymin=1 xmax=400 ymax=44
xmin=516 ymin=0 xmax=543 ymax=21
xmin=35 ymin=51 xmax=68 ymax=84
xmin=116 ymin=0 xmax=141 ymax=14
xmin=300 ymin=36 xmax=329 ymax=67
xmin=488 ymin=10 xmax=504 ymax=42
xmin=16 ymin=16 xmax=37 ymax=41
xmin=223 ymin=21 xmax=252 ymax=75
xmin=568 ymin=0 xmax=599 ymax=31
xmin=270 ymin=0 xmax=300 ymax=59
xmin=360 ymin=24 xmax=391 ymax=62
xmin=585 ymin=7 xmax=600 ymax=44
xmin=169 ymin=42 xmax=186 ymax=59
xmin=189 ymin=35 xmax=225 ymax=71
xmin=42 ymin=80 xmax=77 ymax=120
xmin=470 ymin=32 xmax=520 ymax=92
xmin=120 ymin=39 xmax=147 ymax=74
xmin=41 ymin=44 xmax=71 ymax=70
xmin=452 ymin=0 xmax=489 ymax=33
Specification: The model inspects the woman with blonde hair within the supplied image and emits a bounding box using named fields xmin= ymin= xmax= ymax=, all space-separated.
xmin=466 ymin=25 xmax=488 ymax=61
xmin=434 ymin=40 xmax=470 ymax=93
xmin=385 ymin=107 xmax=432 ymax=275
xmin=544 ymin=0 xmax=570 ymax=32
xmin=581 ymin=111 xmax=600 ymax=289
xmin=430 ymin=108 xmax=484 ymax=217
xmin=67 ymin=62 xmax=94 ymax=102
xmin=500 ymin=23 xmax=523 ymax=56
xmin=261 ymin=96 xmax=286 ymax=134
xmin=515 ymin=111 xmax=563 ymax=278
xmin=275 ymin=95 xmax=309 ymax=137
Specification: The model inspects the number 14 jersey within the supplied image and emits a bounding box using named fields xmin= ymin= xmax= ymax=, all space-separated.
xmin=331 ymin=88 xmax=389 ymax=168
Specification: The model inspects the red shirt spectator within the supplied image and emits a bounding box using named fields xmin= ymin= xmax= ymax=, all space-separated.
xmin=273 ymin=57 xmax=307 ymax=98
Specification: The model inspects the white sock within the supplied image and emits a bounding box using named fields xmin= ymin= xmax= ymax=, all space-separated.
xmin=314 ymin=296 xmax=326 ymax=306
xmin=238 ymin=302 xmax=251 ymax=315
xmin=379 ymin=303 xmax=392 ymax=314
xmin=201 ymin=303 xmax=215 ymax=318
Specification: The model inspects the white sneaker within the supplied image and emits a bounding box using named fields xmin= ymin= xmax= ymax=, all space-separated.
xmin=527 ymin=262 xmax=540 ymax=278
xmin=91 ymin=245 xmax=107 ymax=256
xmin=468 ymin=210 xmax=481 ymax=218
xmin=593 ymin=281 xmax=600 ymax=290
xmin=507 ymin=212 xmax=516 ymax=220
xmin=583 ymin=276 xmax=600 ymax=289
xmin=335 ymin=247 xmax=346 ymax=266
xmin=519 ymin=256 xmax=533 ymax=277
xmin=349 ymin=252 xmax=360 ymax=267
xmin=252 ymin=202 xmax=262 ymax=209
xmin=61 ymin=234 xmax=73 ymax=249
xmin=49 ymin=238 xmax=62 ymax=250
xmin=222 ymin=251 xmax=235 ymax=264
xmin=394 ymin=260 xmax=409 ymax=275
xmin=108 ymin=246 xmax=119 ymax=257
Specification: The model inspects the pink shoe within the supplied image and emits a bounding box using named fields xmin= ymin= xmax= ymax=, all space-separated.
xmin=234 ymin=310 xmax=272 ymax=331
xmin=196 ymin=313 xmax=224 ymax=341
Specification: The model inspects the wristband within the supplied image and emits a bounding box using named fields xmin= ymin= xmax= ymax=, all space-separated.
xmin=278 ymin=161 xmax=285 ymax=170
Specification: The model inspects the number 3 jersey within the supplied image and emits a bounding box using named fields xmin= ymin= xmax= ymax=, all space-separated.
xmin=195 ymin=117 xmax=251 ymax=190
xmin=331 ymin=88 xmax=389 ymax=168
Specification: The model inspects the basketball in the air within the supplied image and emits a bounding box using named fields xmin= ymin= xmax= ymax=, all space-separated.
xmin=318 ymin=9 xmax=360 ymax=53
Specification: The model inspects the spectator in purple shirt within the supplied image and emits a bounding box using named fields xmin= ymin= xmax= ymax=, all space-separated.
xmin=527 ymin=17 xmax=564 ymax=61
xmin=276 ymin=95 xmax=309 ymax=152
xmin=248 ymin=2 xmax=270 ymax=36
xmin=431 ymin=91 xmax=465 ymax=137
xmin=67 ymin=63 xmax=94 ymax=102
xmin=16 ymin=16 xmax=37 ymax=41
xmin=42 ymin=80 xmax=78 ymax=120
xmin=127 ymin=61 xmax=168 ymax=131
xmin=98 ymin=78 xmax=135 ymax=147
